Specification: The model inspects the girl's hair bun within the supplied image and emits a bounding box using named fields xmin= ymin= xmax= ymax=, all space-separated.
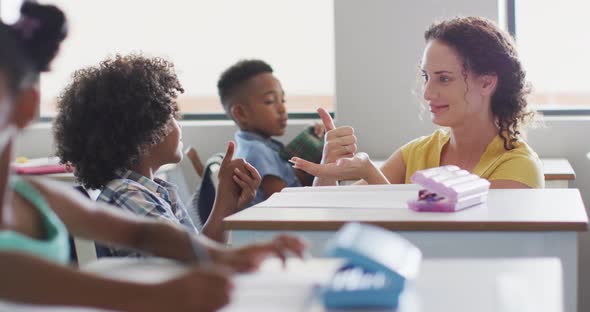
xmin=13 ymin=1 xmax=67 ymax=72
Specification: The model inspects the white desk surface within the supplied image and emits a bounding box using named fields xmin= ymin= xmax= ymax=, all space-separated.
xmin=224 ymin=186 xmax=588 ymax=231
xmin=0 ymin=257 xmax=563 ymax=312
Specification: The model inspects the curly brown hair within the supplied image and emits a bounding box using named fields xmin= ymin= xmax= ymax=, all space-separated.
xmin=424 ymin=16 xmax=533 ymax=150
xmin=53 ymin=54 xmax=183 ymax=189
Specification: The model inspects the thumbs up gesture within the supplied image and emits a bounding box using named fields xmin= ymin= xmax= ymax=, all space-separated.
xmin=289 ymin=108 xmax=372 ymax=183
xmin=316 ymin=107 xmax=357 ymax=163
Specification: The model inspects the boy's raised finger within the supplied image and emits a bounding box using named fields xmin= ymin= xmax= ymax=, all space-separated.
xmin=221 ymin=141 xmax=235 ymax=167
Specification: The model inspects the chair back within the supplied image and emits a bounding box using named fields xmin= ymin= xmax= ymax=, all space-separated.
xmin=71 ymin=186 xmax=98 ymax=265
xmin=196 ymin=153 xmax=224 ymax=225
xmin=166 ymin=146 xmax=204 ymax=209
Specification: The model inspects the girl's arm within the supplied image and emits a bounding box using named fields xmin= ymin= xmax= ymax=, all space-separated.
xmin=0 ymin=251 xmax=232 ymax=311
xmin=28 ymin=177 xmax=307 ymax=271
xmin=29 ymin=177 xmax=210 ymax=263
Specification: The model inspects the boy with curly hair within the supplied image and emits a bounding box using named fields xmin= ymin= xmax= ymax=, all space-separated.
xmin=217 ymin=60 xmax=322 ymax=208
xmin=54 ymin=54 xmax=261 ymax=253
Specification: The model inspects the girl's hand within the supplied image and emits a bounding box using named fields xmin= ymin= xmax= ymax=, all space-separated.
xmin=209 ymin=234 xmax=307 ymax=272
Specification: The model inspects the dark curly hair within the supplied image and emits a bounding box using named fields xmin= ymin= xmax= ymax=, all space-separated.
xmin=53 ymin=54 xmax=183 ymax=189
xmin=0 ymin=1 xmax=67 ymax=93
xmin=424 ymin=16 xmax=533 ymax=150
xmin=217 ymin=59 xmax=273 ymax=117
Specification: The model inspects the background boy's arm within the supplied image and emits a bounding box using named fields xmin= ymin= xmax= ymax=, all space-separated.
xmin=261 ymin=175 xmax=287 ymax=198
xmin=0 ymin=251 xmax=232 ymax=311
xmin=294 ymin=169 xmax=314 ymax=186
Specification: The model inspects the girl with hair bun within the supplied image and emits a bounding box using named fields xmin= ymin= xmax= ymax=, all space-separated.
xmin=0 ymin=2 xmax=305 ymax=310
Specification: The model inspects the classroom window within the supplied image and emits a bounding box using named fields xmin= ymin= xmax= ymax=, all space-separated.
xmin=513 ymin=0 xmax=590 ymax=112
xmin=26 ymin=0 xmax=335 ymax=118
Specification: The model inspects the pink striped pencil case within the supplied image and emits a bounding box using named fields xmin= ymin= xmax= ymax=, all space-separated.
xmin=407 ymin=165 xmax=490 ymax=212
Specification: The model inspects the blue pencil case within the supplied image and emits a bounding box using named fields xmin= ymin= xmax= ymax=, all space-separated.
xmin=320 ymin=223 xmax=422 ymax=309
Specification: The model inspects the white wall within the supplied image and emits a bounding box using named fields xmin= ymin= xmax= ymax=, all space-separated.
xmin=527 ymin=117 xmax=590 ymax=312
xmin=40 ymin=0 xmax=334 ymax=115
xmin=333 ymin=0 xmax=497 ymax=157
xmin=13 ymin=1 xmax=590 ymax=311
xmin=14 ymin=120 xmax=311 ymax=162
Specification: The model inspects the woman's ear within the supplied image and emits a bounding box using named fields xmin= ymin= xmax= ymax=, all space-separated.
xmin=479 ymin=74 xmax=498 ymax=97
xmin=13 ymin=87 xmax=39 ymax=129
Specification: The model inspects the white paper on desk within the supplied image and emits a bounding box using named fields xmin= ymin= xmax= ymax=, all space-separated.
xmin=221 ymin=273 xmax=315 ymax=312
xmin=221 ymin=258 xmax=339 ymax=312
xmin=282 ymin=184 xmax=420 ymax=193
xmin=255 ymin=190 xmax=415 ymax=209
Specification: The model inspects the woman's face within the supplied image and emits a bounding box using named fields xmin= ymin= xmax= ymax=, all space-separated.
xmin=420 ymin=39 xmax=492 ymax=128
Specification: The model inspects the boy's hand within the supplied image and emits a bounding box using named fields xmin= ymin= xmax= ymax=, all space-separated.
xmin=312 ymin=122 xmax=325 ymax=138
xmin=210 ymin=234 xmax=307 ymax=272
xmin=233 ymin=162 xmax=261 ymax=209
xmin=317 ymin=107 xmax=357 ymax=164
xmin=217 ymin=141 xmax=261 ymax=210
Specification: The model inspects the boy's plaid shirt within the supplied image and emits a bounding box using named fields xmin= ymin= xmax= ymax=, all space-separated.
xmin=96 ymin=169 xmax=198 ymax=257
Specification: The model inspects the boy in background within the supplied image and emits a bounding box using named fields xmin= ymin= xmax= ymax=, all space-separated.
xmin=217 ymin=60 xmax=322 ymax=207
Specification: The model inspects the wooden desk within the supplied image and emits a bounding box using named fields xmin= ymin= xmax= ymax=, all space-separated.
xmin=224 ymin=186 xmax=587 ymax=312
xmin=543 ymin=158 xmax=576 ymax=188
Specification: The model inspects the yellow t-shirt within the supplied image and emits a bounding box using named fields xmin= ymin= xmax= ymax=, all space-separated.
xmin=400 ymin=129 xmax=544 ymax=188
